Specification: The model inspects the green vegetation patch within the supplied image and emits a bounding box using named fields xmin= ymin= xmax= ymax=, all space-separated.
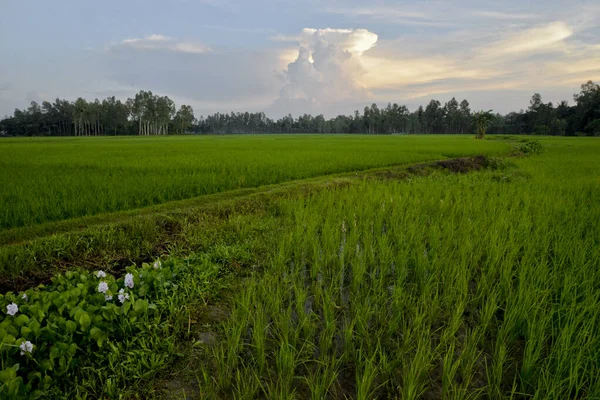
xmin=0 ymin=137 xmax=598 ymax=398
xmin=0 ymin=135 xmax=510 ymax=232
xmin=191 ymin=137 xmax=600 ymax=398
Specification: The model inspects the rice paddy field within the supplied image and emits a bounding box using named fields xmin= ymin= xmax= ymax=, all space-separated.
xmin=1 ymin=135 xmax=599 ymax=399
xmin=0 ymin=135 xmax=509 ymax=232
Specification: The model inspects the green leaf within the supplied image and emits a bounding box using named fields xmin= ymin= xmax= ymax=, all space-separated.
xmin=138 ymin=286 xmax=148 ymax=297
xmin=0 ymin=367 xmax=16 ymax=383
xmin=7 ymin=376 xmax=23 ymax=396
xmin=29 ymin=320 xmax=41 ymax=337
xmin=27 ymin=371 xmax=42 ymax=384
xmin=67 ymin=343 xmax=78 ymax=357
xmin=59 ymin=356 xmax=67 ymax=371
xmin=20 ymin=326 xmax=32 ymax=338
xmin=70 ymin=287 xmax=82 ymax=298
xmin=51 ymin=296 xmax=66 ymax=309
xmin=40 ymin=359 xmax=53 ymax=372
xmin=13 ymin=314 xmax=30 ymax=327
xmin=90 ymin=327 xmax=106 ymax=347
xmin=30 ymin=390 xmax=46 ymax=399
xmin=133 ymin=299 xmax=149 ymax=314
xmin=27 ymin=305 xmax=45 ymax=321
xmin=49 ymin=346 xmax=60 ymax=360
xmin=78 ymin=313 xmax=92 ymax=331
xmin=2 ymin=334 xmax=16 ymax=346
xmin=65 ymin=320 xmax=77 ymax=334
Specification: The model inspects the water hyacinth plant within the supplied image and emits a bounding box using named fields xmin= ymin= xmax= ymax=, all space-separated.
xmin=0 ymin=259 xmax=178 ymax=398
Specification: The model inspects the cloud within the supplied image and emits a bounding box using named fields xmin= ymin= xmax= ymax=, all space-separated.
xmin=322 ymin=5 xmax=444 ymax=27
xmin=101 ymin=19 xmax=597 ymax=118
xmin=272 ymin=28 xmax=378 ymax=55
xmin=470 ymin=10 xmax=537 ymax=20
xmin=482 ymin=21 xmax=573 ymax=56
xmin=105 ymin=35 xmax=285 ymax=115
xmin=112 ymin=34 xmax=212 ymax=54
xmin=271 ymin=28 xmax=378 ymax=115
xmin=352 ymin=19 xmax=599 ymax=110
xmin=270 ymin=34 xmax=301 ymax=43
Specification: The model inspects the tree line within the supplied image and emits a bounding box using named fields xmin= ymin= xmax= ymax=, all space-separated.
xmin=0 ymin=91 xmax=195 ymax=137
xmin=1 ymin=81 xmax=598 ymax=137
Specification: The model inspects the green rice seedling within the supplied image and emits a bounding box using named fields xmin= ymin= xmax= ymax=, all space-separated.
xmin=250 ymin=303 xmax=268 ymax=375
xmin=232 ymin=363 xmax=262 ymax=400
xmin=303 ymin=355 xmax=342 ymax=399
xmin=401 ymin=331 xmax=435 ymax=400
xmin=355 ymin=348 xmax=382 ymax=400
xmin=272 ymin=341 xmax=299 ymax=398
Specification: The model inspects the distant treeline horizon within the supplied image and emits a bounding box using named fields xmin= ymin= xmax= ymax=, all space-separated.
xmin=1 ymin=81 xmax=599 ymax=137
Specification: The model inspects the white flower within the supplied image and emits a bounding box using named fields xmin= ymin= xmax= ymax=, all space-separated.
xmin=19 ymin=341 xmax=33 ymax=355
xmin=153 ymin=260 xmax=162 ymax=269
xmin=21 ymin=293 xmax=28 ymax=301
xmin=118 ymin=289 xmax=130 ymax=304
xmin=95 ymin=270 xmax=107 ymax=278
xmin=124 ymin=273 xmax=134 ymax=289
xmin=105 ymin=294 xmax=113 ymax=301
xmin=97 ymin=281 xmax=109 ymax=294
xmin=6 ymin=303 xmax=18 ymax=316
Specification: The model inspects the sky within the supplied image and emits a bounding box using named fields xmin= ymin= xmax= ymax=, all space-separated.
xmin=1 ymin=0 xmax=599 ymax=118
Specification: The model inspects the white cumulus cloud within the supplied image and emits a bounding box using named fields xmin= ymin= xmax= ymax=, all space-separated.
xmin=271 ymin=28 xmax=378 ymax=115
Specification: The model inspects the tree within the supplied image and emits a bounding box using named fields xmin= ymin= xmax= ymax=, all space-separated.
xmin=423 ymin=100 xmax=443 ymax=133
xmin=473 ymin=110 xmax=495 ymax=139
xmin=444 ymin=98 xmax=460 ymax=134
xmin=573 ymin=80 xmax=600 ymax=135
xmin=459 ymin=100 xmax=471 ymax=134
xmin=174 ymin=105 xmax=195 ymax=134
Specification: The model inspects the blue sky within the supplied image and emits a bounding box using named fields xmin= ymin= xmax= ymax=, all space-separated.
xmin=1 ymin=0 xmax=599 ymax=118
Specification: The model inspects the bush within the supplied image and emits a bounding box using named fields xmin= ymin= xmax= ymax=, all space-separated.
xmin=519 ymin=139 xmax=544 ymax=154
xmin=0 ymin=260 xmax=176 ymax=398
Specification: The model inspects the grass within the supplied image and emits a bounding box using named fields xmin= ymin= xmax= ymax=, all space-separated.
xmin=1 ymin=135 xmax=599 ymax=398
xmin=0 ymin=135 xmax=510 ymax=232
xmin=186 ymin=137 xmax=600 ymax=398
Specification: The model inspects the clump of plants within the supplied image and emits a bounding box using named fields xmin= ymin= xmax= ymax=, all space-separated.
xmin=0 ymin=259 xmax=175 ymax=398
xmin=518 ymin=139 xmax=544 ymax=154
